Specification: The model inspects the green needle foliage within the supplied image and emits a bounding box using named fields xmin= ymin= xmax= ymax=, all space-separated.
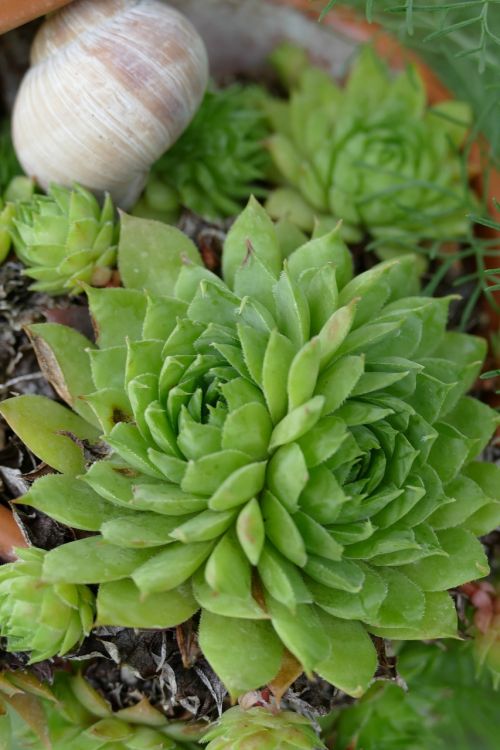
xmin=202 ymin=706 xmax=324 ymax=750
xmin=333 ymin=640 xmax=500 ymax=750
xmin=0 ymin=548 xmax=94 ymax=663
xmin=10 ymin=670 xmax=198 ymax=750
xmin=11 ymin=183 xmax=118 ymax=295
xmin=134 ymin=86 xmax=270 ymax=223
xmin=264 ymin=44 xmax=475 ymax=254
xmin=320 ymin=0 xmax=500 ymax=73
xmin=0 ymin=200 xmax=499 ymax=699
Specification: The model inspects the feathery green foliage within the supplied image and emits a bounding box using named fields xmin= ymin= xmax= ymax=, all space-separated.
xmin=264 ymin=44 xmax=475 ymax=253
xmin=0 ymin=547 xmax=94 ymax=663
xmin=0 ymin=201 xmax=499 ymax=698
xmin=320 ymin=0 xmax=500 ymax=71
xmin=134 ymin=86 xmax=270 ymax=223
xmin=202 ymin=706 xmax=324 ymax=750
xmin=11 ymin=183 xmax=118 ymax=295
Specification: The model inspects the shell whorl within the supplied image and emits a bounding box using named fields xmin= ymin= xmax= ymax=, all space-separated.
xmin=13 ymin=0 xmax=208 ymax=208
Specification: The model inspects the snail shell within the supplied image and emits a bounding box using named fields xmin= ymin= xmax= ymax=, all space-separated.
xmin=12 ymin=0 xmax=208 ymax=208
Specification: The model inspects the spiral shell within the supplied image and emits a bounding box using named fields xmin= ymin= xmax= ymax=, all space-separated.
xmin=12 ymin=0 xmax=208 ymax=208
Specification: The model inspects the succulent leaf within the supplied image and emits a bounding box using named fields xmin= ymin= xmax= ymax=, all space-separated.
xmin=118 ymin=212 xmax=202 ymax=295
xmin=0 ymin=395 xmax=99 ymax=475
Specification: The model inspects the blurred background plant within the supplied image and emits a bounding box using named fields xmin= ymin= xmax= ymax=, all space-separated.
xmin=326 ymin=638 xmax=500 ymax=750
xmin=320 ymin=0 xmax=500 ymax=162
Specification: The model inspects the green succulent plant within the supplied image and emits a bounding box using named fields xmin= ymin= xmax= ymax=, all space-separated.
xmin=133 ymin=86 xmax=269 ymax=223
xmin=11 ymin=670 xmax=200 ymax=750
xmin=264 ymin=44 xmax=475 ymax=252
xmin=202 ymin=706 xmax=324 ymax=750
xmin=1 ymin=199 xmax=499 ymax=700
xmin=0 ymin=547 xmax=95 ymax=662
xmin=333 ymin=640 xmax=500 ymax=750
xmin=11 ymin=183 xmax=118 ymax=295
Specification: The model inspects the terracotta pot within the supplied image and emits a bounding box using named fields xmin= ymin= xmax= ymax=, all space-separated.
xmin=0 ymin=0 xmax=73 ymax=35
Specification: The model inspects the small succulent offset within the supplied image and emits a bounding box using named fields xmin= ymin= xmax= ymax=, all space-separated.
xmin=1 ymin=199 xmax=499 ymax=699
xmin=11 ymin=183 xmax=118 ymax=294
xmin=202 ymin=707 xmax=324 ymax=750
xmin=264 ymin=44 xmax=475 ymax=249
xmin=134 ymin=86 xmax=269 ymax=223
xmin=11 ymin=670 xmax=196 ymax=750
xmin=0 ymin=547 xmax=95 ymax=662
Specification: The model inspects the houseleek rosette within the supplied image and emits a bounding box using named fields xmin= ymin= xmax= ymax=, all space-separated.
xmin=134 ymin=86 xmax=269 ymax=223
xmin=11 ymin=670 xmax=195 ymax=750
xmin=202 ymin=707 xmax=324 ymax=750
xmin=11 ymin=183 xmax=118 ymax=294
xmin=1 ymin=199 xmax=499 ymax=698
xmin=0 ymin=548 xmax=94 ymax=662
xmin=265 ymin=44 xmax=475 ymax=249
